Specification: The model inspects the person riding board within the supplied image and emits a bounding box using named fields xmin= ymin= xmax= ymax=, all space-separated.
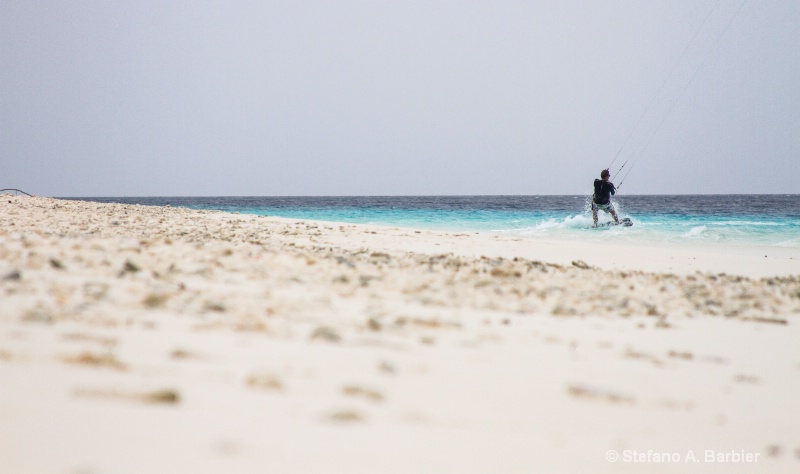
xmin=592 ymin=169 xmax=620 ymax=227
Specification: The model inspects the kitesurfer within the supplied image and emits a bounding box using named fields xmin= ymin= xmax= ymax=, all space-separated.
xmin=592 ymin=169 xmax=620 ymax=227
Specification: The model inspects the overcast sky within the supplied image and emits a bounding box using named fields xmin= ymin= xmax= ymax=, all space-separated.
xmin=2 ymin=0 xmax=798 ymax=196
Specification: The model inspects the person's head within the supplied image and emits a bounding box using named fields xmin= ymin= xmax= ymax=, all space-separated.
xmin=600 ymin=169 xmax=610 ymax=180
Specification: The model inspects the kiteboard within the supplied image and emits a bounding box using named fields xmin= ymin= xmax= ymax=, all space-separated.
xmin=597 ymin=217 xmax=633 ymax=228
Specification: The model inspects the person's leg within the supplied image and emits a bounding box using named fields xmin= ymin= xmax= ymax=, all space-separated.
xmin=592 ymin=206 xmax=598 ymax=227
xmin=610 ymin=208 xmax=620 ymax=224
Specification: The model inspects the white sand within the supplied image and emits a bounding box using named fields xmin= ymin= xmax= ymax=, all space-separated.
xmin=1 ymin=196 xmax=799 ymax=473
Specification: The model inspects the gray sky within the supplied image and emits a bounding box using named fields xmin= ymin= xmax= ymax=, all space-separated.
xmin=2 ymin=0 xmax=798 ymax=196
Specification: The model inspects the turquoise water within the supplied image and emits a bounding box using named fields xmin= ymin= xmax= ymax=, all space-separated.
xmin=76 ymin=195 xmax=800 ymax=249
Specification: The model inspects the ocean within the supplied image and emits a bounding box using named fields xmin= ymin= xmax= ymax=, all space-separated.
xmin=71 ymin=195 xmax=800 ymax=249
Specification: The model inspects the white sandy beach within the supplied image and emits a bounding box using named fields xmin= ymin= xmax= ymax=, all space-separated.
xmin=1 ymin=196 xmax=799 ymax=473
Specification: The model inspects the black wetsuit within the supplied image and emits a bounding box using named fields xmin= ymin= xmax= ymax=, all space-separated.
xmin=593 ymin=179 xmax=616 ymax=205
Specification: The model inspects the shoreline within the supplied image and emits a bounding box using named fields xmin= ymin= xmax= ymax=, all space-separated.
xmin=2 ymin=196 xmax=799 ymax=473
xmin=58 ymin=194 xmax=800 ymax=261
xmin=57 ymin=195 xmax=800 ymax=279
xmin=263 ymin=214 xmax=798 ymax=279
xmin=207 ymin=211 xmax=798 ymax=279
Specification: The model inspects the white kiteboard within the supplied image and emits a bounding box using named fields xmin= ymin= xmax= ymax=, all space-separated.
xmin=597 ymin=217 xmax=633 ymax=228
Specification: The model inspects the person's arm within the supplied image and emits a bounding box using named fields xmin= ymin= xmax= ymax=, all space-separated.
xmin=609 ymin=183 xmax=616 ymax=195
